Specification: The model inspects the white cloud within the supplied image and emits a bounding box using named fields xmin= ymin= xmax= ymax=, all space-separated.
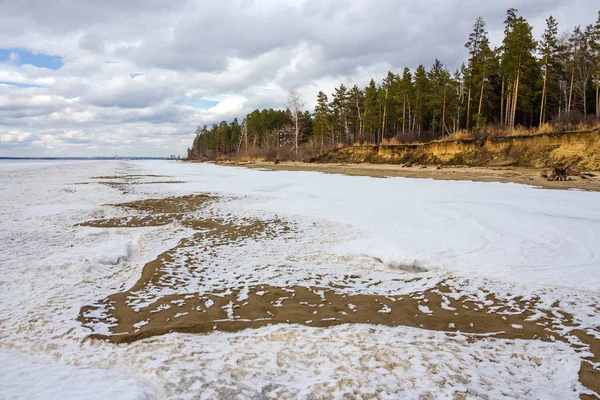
xmin=0 ymin=131 xmax=32 ymax=143
xmin=0 ymin=0 xmax=597 ymax=156
xmin=7 ymin=52 xmax=20 ymax=64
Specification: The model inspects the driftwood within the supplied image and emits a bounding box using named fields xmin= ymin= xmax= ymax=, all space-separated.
xmin=546 ymin=165 xmax=571 ymax=181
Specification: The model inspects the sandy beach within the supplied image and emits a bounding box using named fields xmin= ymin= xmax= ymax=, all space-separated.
xmin=225 ymin=161 xmax=600 ymax=192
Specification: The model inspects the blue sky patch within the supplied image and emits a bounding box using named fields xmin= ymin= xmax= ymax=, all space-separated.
xmin=0 ymin=81 xmax=41 ymax=88
xmin=0 ymin=48 xmax=63 ymax=70
xmin=129 ymin=73 xmax=143 ymax=78
xmin=185 ymin=99 xmax=219 ymax=110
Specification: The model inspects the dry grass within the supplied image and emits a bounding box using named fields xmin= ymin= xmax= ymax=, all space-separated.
xmin=484 ymin=122 xmax=599 ymax=137
xmin=442 ymin=130 xmax=474 ymax=141
xmin=380 ymin=138 xmax=403 ymax=146
xmin=437 ymin=121 xmax=600 ymax=143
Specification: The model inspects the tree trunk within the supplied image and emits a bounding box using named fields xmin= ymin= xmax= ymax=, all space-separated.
xmin=477 ymin=77 xmax=485 ymax=129
xmin=596 ymin=77 xmax=599 ymax=120
xmin=320 ymin=120 xmax=324 ymax=153
xmin=413 ymin=113 xmax=418 ymax=138
xmin=596 ymin=70 xmax=600 ymax=120
xmin=408 ymin=103 xmax=412 ymax=134
xmin=500 ymin=78 xmax=505 ymax=126
xmin=356 ymin=99 xmax=362 ymax=143
xmin=596 ymin=56 xmax=600 ymax=120
xmin=539 ymin=53 xmax=549 ymax=126
xmin=466 ymin=86 xmax=472 ymax=132
xmin=456 ymin=94 xmax=460 ymax=133
xmin=381 ymin=86 xmax=388 ymax=143
xmin=344 ymin=117 xmax=349 ymax=145
xmin=294 ymin=111 xmax=299 ymax=159
xmin=504 ymin=87 xmax=511 ymax=127
xmin=568 ymin=67 xmax=575 ymax=118
xmin=402 ymin=94 xmax=406 ymax=139
xmin=442 ymin=86 xmax=447 ymax=135
xmin=511 ymin=72 xmax=521 ymax=130
xmin=417 ymin=92 xmax=422 ymax=139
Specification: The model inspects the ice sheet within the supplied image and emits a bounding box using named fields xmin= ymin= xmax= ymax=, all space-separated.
xmin=0 ymin=159 xmax=597 ymax=399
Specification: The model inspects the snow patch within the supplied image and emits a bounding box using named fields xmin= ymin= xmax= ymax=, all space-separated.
xmin=0 ymin=351 xmax=154 ymax=400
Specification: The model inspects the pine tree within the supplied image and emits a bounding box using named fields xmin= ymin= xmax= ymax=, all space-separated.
xmin=500 ymin=9 xmax=537 ymax=129
xmin=554 ymin=32 xmax=572 ymax=120
xmin=349 ymin=85 xmax=365 ymax=143
xmin=413 ymin=65 xmax=429 ymax=138
xmin=395 ymin=68 xmax=414 ymax=139
xmin=539 ymin=16 xmax=560 ymax=125
xmin=380 ymin=72 xmax=398 ymax=141
xmin=446 ymin=69 xmax=463 ymax=133
xmin=458 ymin=64 xmax=469 ymax=131
xmin=331 ymin=84 xmax=350 ymax=145
xmin=465 ymin=17 xmax=487 ymax=131
xmin=473 ymin=43 xmax=492 ymax=129
xmin=569 ymin=25 xmax=594 ymax=117
xmin=426 ymin=60 xmax=449 ymax=134
xmin=363 ymin=79 xmax=380 ymax=143
xmin=314 ymin=91 xmax=331 ymax=151
xmin=229 ymin=118 xmax=241 ymax=154
xmin=464 ymin=17 xmax=496 ymax=129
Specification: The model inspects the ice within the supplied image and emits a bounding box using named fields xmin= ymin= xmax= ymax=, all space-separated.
xmin=0 ymin=350 xmax=153 ymax=400
xmin=91 ymin=232 xmax=138 ymax=265
xmin=139 ymin=161 xmax=600 ymax=292
xmin=0 ymin=159 xmax=598 ymax=399
xmin=134 ymin=325 xmax=582 ymax=399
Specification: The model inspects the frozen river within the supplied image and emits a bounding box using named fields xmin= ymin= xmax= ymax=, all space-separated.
xmin=0 ymin=160 xmax=598 ymax=399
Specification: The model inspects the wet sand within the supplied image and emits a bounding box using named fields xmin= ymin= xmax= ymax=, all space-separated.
xmin=226 ymin=162 xmax=600 ymax=192
xmin=77 ymin=174 xmax=186 ymax=194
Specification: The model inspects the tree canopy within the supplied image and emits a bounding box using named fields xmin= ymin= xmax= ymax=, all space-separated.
xmin=189 ymin=8 xmax=600 ymax=160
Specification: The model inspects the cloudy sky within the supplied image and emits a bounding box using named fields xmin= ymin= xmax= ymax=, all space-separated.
xmin=0 ymin=0 xmax=597 ymax=157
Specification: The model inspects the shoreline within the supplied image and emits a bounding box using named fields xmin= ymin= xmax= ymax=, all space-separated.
xmin=218 ymin=161 xmax=600 ymax=192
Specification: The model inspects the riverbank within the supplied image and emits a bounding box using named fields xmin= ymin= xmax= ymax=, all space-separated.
xmin=221 ymin=161 xmax=600 ymax=192
xmin=311 ymin=128 xmax=600 ymax=170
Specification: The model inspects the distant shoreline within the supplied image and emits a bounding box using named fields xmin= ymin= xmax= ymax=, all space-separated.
xmin=0 ymin=157 xmax=170 ymax=160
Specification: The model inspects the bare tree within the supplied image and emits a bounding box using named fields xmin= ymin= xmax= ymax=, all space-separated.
xmin=287 ymin=91 xmax=304 ymax=159
xmin=237 ymin=118 xmax=248 ymax=154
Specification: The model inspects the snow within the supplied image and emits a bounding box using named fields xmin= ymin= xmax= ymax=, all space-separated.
xmin=140 ymin=161 xmax=600 ymax=292
xmin=378 ymin=303 xmax=392 ymax=313
xmin=418 ymin=304 xmax=433 ymax=315
xmin=0 ymin=159 xmax=598 ymax=399
xmin=143 ymin=325 xmax=582 ymax=399
xmin=0 ymin=350 xmax=153 ymax=400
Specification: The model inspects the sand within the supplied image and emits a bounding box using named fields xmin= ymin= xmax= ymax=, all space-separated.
xmin=223 ymin=161 xmax=600 ymax=192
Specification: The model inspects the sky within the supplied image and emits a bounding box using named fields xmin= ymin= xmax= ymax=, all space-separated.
xmin=0 ymin=0 xmax=598 ymax=157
